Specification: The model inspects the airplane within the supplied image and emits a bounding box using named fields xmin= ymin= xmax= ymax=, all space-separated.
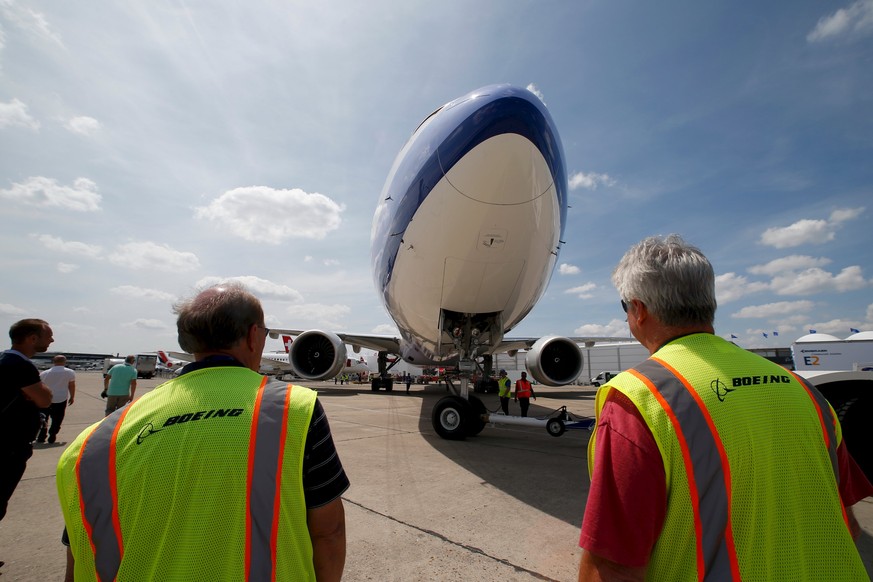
xmin=270 ymin=84 xmax=626 ymax=440
xmin=156 ymin=350 xmax=186 ymax=372
xmin=170 ymin=335 xmax=372 ymax=379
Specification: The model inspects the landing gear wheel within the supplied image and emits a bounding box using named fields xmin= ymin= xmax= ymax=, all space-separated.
xmin=546 ymin=418 xmax=566 ymax=437
xmin=371 ymin=378 xmax=380 ymax=391
xmin=465 ymin=395 xmax=487 ymax=436
xmin=432 ymin=396 xmax=470 ymax=440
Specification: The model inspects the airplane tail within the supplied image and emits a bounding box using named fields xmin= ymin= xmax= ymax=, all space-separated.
xmin=157 ymin=351 xmax=170 ymax=364
xmin=282 ymin=335 xmax=292 ymax=353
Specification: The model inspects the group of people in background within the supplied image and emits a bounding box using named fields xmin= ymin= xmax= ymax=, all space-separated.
xmin=1 ymin=234 xmax=871 ymax=580
xmin=497 ymin=369 xmax=536 ymax=417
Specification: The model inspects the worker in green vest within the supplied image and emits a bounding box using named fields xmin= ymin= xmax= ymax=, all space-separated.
xmin=57 ymin=282 xmax=349 ymax=581
xmin=497 ymin=369 xmax=512 ymax=414
xmin=578 ymin=234 xmax=872 ymax=581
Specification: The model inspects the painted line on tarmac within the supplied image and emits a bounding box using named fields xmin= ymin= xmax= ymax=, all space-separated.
xmin=342 ymin=497 xmax=561 ymax=582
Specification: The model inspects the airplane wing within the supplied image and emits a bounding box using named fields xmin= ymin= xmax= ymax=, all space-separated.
xmin=269 ymin=329 xmax=401 ymax=355
xmin=170 ymin=349 xmax=294 ymax=376
xmin=495 ymin=336 xmax=636 ymax=354
xmin=271 ymin=329 xmax=629 ymax=360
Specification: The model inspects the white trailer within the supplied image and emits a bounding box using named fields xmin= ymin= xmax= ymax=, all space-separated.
xmin=791 ymin=336 xmax=873 ymax=372
xmin=578 ymin=341 xmax=649 ymax=385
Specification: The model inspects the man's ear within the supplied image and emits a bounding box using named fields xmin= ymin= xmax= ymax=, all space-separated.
xmin=629 ymin=299 xmax=648 ymax=325
xmin=245 ymin=323 xmax=259 ymax=351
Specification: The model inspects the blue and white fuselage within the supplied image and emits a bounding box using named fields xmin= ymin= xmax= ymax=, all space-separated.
xmin=371 ymin=85 xmax=568 ymax=366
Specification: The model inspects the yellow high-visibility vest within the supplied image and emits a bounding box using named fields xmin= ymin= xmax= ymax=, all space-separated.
xmin=57 ymin=366 xmax=317 ymax=581
xmin=588 ymin=333 xmax=865 ymax=581
xmin=498 ymin=377 xmax=512 ymax=397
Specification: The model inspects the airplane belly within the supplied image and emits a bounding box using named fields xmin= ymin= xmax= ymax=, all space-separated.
xmin=387 ymin=134 xmax=559 ymax=351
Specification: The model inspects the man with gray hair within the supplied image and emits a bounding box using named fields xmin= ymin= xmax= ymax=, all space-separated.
xmin=58 ymin=282 xmax=348 ymax=581
xmin=37 ymin=354 xmax=76 ymax=444
xmin=578 ymin=234 xmax=871 ymax=581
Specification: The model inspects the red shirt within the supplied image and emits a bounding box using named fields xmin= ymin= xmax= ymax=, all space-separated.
xmin=579 ymin=390 xmax=873 ymax=567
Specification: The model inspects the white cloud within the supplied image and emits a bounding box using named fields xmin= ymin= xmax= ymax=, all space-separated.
xmin=195 ymin=275 xmax=304 ymax=302
xmin=807 ymin=318 xmax=867 ymax=335
xmin=574 ymin=318 xmax=630 ymax=337
xmin=195 ymin=186 xmax=344 ymax=244
xmin=371 ymin=323 xmax=399 ymax=335
xmin=0 ymin=1 xmax=63 ymax=46
xmin=31 ymin=234 xmax=102 ymax=258
xmin=731 ymin=300 xmax=815 ymax=319
xmin=807 ymin=0 xmax=873 ymax=42
xmin=830 ymin=206 xmax=865 ymax=223
xmin=759 ymin=207 xmax=864 ymax=248
xmin=558 ymin=263 xmax=580 ymax=275
xmin=65 ymin=116 xmax=101 ymax=136
xmin=569 ymin=171 xmax=616 ymax=191
xmin=126 ymin=318 xmax=169 ymax=330
xmin=760 ymin=218 xmax=833 ymax=248
xmin=771 ymin=266 xmax=867 ymax=295
xmin=110 ymin=285 xmax=176 ymax=302
xmin=109 ymin=241 xmax=200 ymax=272
xmin=0 ymin=303 xmax=27 ymax=315
xmin=715 ymin=272 xmax=769 ymax=303
xmin=1 ymin=177 xmax=101 ymax=211
xmin=747 ymin=255 xmax=832 ymax=276
xmin=526 ymin=83 xmax=546 ymax=104
xmin=57 ymin=262 xmax=78 ymax=273
xmin=0 ymin=98 xmax=40 ymax=130
xmin=564 ymin=283 xmax=597 ymax=299
xmin=286 ymin=303 xmax=351 ymax=328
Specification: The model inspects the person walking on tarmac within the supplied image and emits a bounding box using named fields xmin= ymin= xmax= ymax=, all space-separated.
xmin=513 ymin=371 xmax=535 ymax=417
xmin=497 ymin=369 xmax=512 ymax=415
xmin=57 ymin=283 xmax=349 ymax=581
xmin=578 ymin=235 xmax=873 ymax=581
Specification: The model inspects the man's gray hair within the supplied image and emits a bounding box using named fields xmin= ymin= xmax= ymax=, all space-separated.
xmin=174 ymin=282 xmax=264 ymax=354
xmin=612 ymin=234 xmax=716 ymax=327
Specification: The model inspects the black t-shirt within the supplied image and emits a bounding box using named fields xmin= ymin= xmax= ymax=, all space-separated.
xmin=0 ymin=351 xmax=42 ymax=444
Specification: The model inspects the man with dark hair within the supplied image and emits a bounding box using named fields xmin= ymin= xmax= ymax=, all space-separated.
xmin=58 ymin=283 xmax=348 ymax=581
xmin=1 ymin=318 xmax=53 ymax=520
xmin=578 ymin=235 xmax=872 ymax=581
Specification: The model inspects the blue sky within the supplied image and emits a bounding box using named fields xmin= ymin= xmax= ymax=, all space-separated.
xmin=1 ymin=0 xmax=871 ymax=356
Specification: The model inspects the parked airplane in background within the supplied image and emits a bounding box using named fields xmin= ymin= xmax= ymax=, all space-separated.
xmin=156 ymin=350 xmax=186 ymax=372
xmin=271 ymin=84 xmax=624 ymax=440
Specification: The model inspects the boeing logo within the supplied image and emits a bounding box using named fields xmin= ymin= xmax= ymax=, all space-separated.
xmin=710 ymin=379 xmax=735 ymax=402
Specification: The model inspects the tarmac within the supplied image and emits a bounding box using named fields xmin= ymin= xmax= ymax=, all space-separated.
xmin=1 ymin=372 xmax=871 ymax=581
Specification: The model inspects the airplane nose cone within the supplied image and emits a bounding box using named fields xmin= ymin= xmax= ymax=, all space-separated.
xmin=441 ymin=133 xmax=554 ymax=205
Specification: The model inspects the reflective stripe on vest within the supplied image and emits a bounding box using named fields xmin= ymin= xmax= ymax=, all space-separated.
xmin=246 ymin=377 xmax=293 ymax=581
xmin=515 ymin=380 xmax=532 ymax=398
xmin=76 ymin=376 xmax=295 ymax=582
xmin=76 ymin=405 xmax=132 ymax=582
xmin=631 ymin=358 xmax=741 ymax=582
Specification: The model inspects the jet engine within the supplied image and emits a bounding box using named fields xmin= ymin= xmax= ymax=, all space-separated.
xmin=288 ymin=330 xmax=347 ymax=381
xmin=524 ymin=335 xmax=584 ymax=386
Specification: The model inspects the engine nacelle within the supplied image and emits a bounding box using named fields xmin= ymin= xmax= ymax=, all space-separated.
xmin=288 ymin=330 xmax=348 ymax=381
xmin=525 ymin=335 xmax=584 ymax=386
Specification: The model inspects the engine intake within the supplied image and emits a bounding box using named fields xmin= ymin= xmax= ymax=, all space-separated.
xmin=525 ymin=335 xmax=584 ymax=386
xmin=289 ymin=330 xmax=347 ymax=380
